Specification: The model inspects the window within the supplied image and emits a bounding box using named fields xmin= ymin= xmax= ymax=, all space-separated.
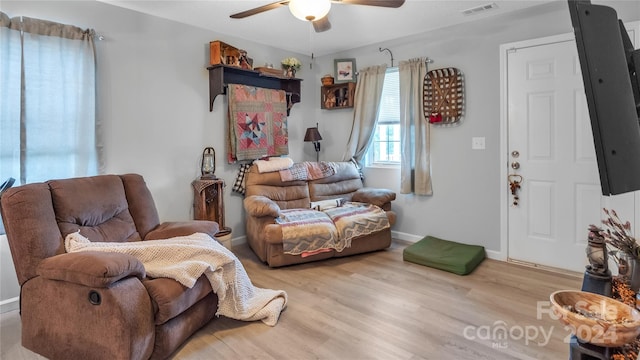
xmin=1 ymin=16 xmax=99 ymax=185
xmin=0 ymin=15 xmax=99 ymax=234
xmin=367 ymin=68 xmax=400 ymax=165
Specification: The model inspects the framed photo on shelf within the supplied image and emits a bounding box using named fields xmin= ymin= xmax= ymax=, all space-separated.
xmin=334 ymin=58 xmax=357 ymax=83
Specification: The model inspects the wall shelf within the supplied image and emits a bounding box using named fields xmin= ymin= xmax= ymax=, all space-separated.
xmin=321 ymin=82 xmax=356 ymax=110
xmin=207 ymin=64 xmax=302 ymax=115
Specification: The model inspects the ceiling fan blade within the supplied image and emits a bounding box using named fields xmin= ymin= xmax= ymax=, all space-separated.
xmin=230 ymin=1 xmax=290 ymax=19
xmin=334 ymin=0 xmax=405 ymax=8
xmin=313 ymin=16 xmax=331 ymax=32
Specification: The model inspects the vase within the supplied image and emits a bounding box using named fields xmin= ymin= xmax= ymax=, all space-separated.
xmin=618 ymin=252 xmax=640 ymax=291
xmin=285 ymin=67 xmax=295 ymax=78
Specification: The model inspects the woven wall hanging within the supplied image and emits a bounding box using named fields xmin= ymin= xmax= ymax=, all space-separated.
xmin=423 ymin=67 xmax=464 ymax=124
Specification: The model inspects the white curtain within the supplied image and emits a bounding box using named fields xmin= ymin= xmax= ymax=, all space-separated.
xmin=0 ymin=12 xmax=101 ymax=186
xmin=399 ymin=58 xmax=432 ymax=195
xmin=342 ymin=65 xmax=387 ymax=164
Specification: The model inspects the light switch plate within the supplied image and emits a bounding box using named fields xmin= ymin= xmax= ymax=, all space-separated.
xmin=472 ymin=137 xmax=486 ymax=150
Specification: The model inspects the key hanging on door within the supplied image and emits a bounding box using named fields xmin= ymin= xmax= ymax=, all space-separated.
xmin=508 ymin=174 xmax=523 ymax=206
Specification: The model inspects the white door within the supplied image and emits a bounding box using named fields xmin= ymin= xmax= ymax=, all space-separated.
xmin=503 ymin=30 xmax=638 ymax=273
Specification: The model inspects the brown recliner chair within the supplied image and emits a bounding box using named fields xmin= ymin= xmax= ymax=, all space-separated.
xmin=0 ymin=174 xmax=220 ymax=360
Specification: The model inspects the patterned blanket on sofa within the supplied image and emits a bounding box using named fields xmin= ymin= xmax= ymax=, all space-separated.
xmin=277 ymin=209 xmax=340 ymax=256
xmin=277 ymin=203 xmax=390 ymax=256
xmin=324 ymin=202 xmax=390 ymax=245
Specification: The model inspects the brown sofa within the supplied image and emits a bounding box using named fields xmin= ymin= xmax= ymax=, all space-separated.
xmin=0 ymin=174 xmax=220 ymax=360
xmin=243 ymin=161 xmax=396 ymax=267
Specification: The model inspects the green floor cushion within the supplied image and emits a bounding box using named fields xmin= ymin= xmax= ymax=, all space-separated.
xmin=403 ymin=235 xmax=486 ymax=275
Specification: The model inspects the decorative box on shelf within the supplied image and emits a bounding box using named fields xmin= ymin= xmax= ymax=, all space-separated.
xmin=254 ymin=66 xmax=285 ymax=77
xmin=321 ymin=82 xmax=356 ymax=110
xmin=209 ymin=40 xmax=241 ymax=66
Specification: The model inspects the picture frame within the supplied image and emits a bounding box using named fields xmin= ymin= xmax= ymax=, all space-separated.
xmin=334 ymin=58 xmax=357 ymax=83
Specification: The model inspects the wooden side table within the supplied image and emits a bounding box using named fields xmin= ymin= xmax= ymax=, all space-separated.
xmin=192 ymin=178 xmax=231 ymax=236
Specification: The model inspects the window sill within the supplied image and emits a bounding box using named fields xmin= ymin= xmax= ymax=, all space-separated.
xmin=365 ymin=163 xmax=400 ymax=170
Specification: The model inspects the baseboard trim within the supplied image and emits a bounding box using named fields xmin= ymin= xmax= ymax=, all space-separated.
xmin=231 ymin=235 xmax=246 ymax=248
xmin=390 ymin=230 xmax=424 ymax=243
xmin=0 ymin=296 xmax=19 ymax=314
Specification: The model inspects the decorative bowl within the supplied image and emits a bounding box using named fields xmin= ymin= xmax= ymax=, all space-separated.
xmin=321 ymin=76 xmax=334 ymax=86
xmin=549 ymin=290 xmax=640 ymax=347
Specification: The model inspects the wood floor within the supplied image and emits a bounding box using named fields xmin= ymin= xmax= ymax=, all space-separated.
xmin=1 ymin=240 xmax=581 ymax=360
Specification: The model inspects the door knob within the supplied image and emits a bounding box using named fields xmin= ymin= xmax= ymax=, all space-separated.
xmin=511 ymin=162 xmax=520 ymax=169
xmin=511 ymin=150 xmax=520 ymax=158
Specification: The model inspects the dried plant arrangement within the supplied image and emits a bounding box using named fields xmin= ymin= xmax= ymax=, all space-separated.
xmin=590 ymin=208 xmax=640 ymax=260
xmin=589 ymin=209 xmax=640 ymax=360
xmin=590 ymin=209 xmax=640 ymax=359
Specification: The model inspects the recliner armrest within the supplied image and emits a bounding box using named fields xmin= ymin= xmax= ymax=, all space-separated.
xmin=37 ymin=251 xmax=145 ymax=288
xmin=244 ymin=195 xmax=281 ymax=218
xmin=145 ymin=220 xmax=219 ymax=240
xmin=352 ymin=188 xmax=396 ymax=207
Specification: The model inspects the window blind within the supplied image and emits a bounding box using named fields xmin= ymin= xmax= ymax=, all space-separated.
xmin=377 ymin=68 xmax=399 ymax=125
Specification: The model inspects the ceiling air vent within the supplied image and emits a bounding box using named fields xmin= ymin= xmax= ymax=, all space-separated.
xmin=461 ymin=3 xmax=498 ymax=16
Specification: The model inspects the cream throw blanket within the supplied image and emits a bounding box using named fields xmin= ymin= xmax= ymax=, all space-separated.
xmin=254 ymin=157 xmax=294 ymax=173
xmin=65 ymin=232 xmax=287 ymax=326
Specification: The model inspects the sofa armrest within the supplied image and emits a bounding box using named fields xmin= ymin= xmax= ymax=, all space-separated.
xmin=145 ymin=220 xmax=219 ymax=240
xmin=352 ymin=188 xmax=396 ymax=207
xmin=37 ymin=251 xmax=145 ymax=288
xmin=244 ymin=195 xmax=281 ymax=218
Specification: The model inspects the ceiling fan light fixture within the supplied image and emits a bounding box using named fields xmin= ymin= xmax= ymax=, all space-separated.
xmin=289 ymin=0 xmax=331 ymax=22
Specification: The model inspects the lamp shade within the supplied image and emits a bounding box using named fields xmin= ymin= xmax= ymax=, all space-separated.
xmin=304 ymin=127 xmax=322 ymax=142
xmin=289 ymin=0 xmax=331 ymax=21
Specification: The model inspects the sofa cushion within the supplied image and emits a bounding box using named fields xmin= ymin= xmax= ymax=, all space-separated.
xmin=49 ymin=175 xmax=140 ymax=242
xmin=278 ymin=209 xmax=339 ymax=255
xmin=308 ymin=162 xmax=363 ymax=201
xmin=143 ymin=275 xmax=213 ymax=325
xmin=245 ymin=167 xmax=310 ymax=209
xmin=120 ymin=174 xmax=161 ymax=239
xmin=1 ymin=183 xmax=65 ymax=284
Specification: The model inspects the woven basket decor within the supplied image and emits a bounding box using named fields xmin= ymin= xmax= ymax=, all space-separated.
xmin=423 ymin=67 xmax=464 ymax=124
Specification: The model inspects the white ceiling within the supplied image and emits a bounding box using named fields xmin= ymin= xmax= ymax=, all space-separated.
xmin=100 ymin=0 xmax=556 ymax=56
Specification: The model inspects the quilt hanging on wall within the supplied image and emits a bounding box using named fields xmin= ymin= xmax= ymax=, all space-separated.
xmin=227 ymin=84 xmax=289 ymax=162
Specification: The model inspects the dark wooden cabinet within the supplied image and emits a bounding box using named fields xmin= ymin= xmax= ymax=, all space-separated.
xmin=321 ymin=82 xmax=356 ymax=110
xmin=207 ymin=64 xmax=302 ymax=115
xmin=192 ymin=179 xmax=231 ymax=236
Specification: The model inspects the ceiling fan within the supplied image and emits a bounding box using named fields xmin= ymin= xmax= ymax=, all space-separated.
xmin=230 ymin=0 xmax=405 ymax=33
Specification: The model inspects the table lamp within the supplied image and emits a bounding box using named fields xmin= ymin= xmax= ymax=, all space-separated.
xmin=304 ymin=123 xmax=322 ymax=162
